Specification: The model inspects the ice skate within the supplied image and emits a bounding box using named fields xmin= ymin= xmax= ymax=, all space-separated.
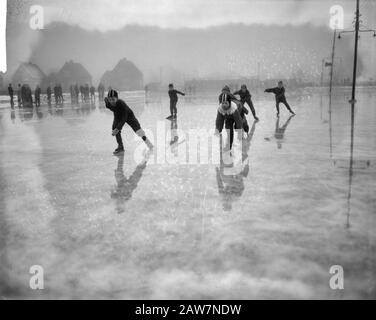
xmin=113 ymin=147 xmax=124 ymax=155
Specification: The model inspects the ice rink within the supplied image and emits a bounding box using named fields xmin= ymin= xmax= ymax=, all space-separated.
xmin=0 ymin=87 xmax=375 ymax=299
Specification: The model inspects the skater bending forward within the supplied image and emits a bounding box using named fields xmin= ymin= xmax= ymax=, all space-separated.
xmin=265 ymin=81 xmax=295 ymax=117
xmin=215 ymin=88 xmax=243 ymax=150
xmin=105 ymin=90 xmax=153 ymax=155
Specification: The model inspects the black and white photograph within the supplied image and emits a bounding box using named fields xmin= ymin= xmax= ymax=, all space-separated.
xmin=0 ymin=0 xmax=375 ymax=306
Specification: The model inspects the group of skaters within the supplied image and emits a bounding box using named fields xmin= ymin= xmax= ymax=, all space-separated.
xmin=7 ymin=83 xmax=42 ymax=108
xmin=8 ymin=79 xmax=296 ymax=156
xmin=69 ymin=83 xmax=106 ymax=104
xmin=8 ymin=82 xmax=108 ymax=108
xmin=104 ymin=81 xmax=295 ymax=156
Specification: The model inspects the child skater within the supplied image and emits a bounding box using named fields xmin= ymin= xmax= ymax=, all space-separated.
xmin=216 ymin=86 xmax=243 ymax=150
xmin=233 ymin=84 xmax=259 ymax=121
xmin=219 ymin=86 xmax=249 ymax=138
xmin=168 ymin=84 xmax=185 ymax=119
xmin=105 ymin=89 xmax=154 ymax=155
xmin=265 ymin=81 xmax=295 ymax=117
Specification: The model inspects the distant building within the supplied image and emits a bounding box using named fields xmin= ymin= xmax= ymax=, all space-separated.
xmin=11 ymin=63 xmax=46 ymax=89
xmin=44 ymin=60 xmax=92 ymax=92
xmin=100 ymin=58 xmax=143 ymax=91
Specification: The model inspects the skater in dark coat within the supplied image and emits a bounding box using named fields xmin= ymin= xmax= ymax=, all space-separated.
xmin=105 ymin=89 xmax=154 ymax=155
xmin=168 ymin=84 xmax=185 ymax=119
xmin=17 ymin=84 xmax=22 ymax=107
xmin=74 ymin=84 xmax=79 ymax=103
xmin=218 ymin=86 xmax=249 ymax=135
xmin=54 ymin=85 xmax=59 ymax=104
xmin=46 ymin=86 xmax=52 ymax=104
xmin=265 ymin=81 xmax=295 ymax=117
xmin=90 ymin=86 xmax=96 ymax=101
xmin=233 ymin=85 xmax=259 ymax=121
xmin=215 ymin=87 xmax=243 ymax=150
xmin=8 ymin=84 xmax=14 ymax=107
xmin=34 ymin=85 xmax=41 ymax=107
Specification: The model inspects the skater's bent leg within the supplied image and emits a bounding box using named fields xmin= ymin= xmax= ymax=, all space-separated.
xmin=116 ymin=132 xmax=124 ymax=149
xmin=276 ymin=102 xmax=280 ymax=115
xmin=243 ymin=118 xmax=249 ymax=133
xmin=246 ymin=99 xmax=257 ymax=118
xmin=135 ymin=129 xmax=154 ymax=149
xmin=283 ymin=100 xmax=294 ymax=114
xmin=170 ymin=101 xmax=174 ymax=116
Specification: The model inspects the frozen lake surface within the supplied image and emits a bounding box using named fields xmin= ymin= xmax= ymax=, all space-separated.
xmin=0 ymin=88 xmax=375 ymax=299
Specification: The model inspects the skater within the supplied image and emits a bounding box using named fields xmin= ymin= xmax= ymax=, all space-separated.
xmin=105 ymin=89 xmax=154 ymax=155
xmin=98 ymin=83 xmax=105 ymax=101
xmin=46 ymin=85 xmax=52 ymax=104
xmin=215 ymin=87 xmax=243 ymax=150
xmin=233 ymin=85 xmax=259 ymax=121
xmin=54 ymin=84 xmax=59 ymax=104
xmin=22 ymin=84 xmax=33 ymax=108
xmin=238 ymin=101 xmax=250 ymax=136
xmin=34 ymin=85 xmax=41 ymax=107
xmin=90 ymin=85 xmax=96 ymax=101
xmin=168 ymin=84 xmax=185 ymax=119
xmin=80 ymin=85 xmax=85 ymax=102
xmin=17 ymin=84 xmax=22 ymax=107
xmin=58 ymin=84 xmax=64 ymax=103
xmin=70 ymin=85 xmax=74 ymax=103
xmin=74 ymin=84 xmax=80 ymax=103
xmin=85 ymin=84 xmax=90 ymax=102
xmin=8 ymin=84 xmax=14 ymax=107
xmin=265 ymin=81 xmax=295 ymax=117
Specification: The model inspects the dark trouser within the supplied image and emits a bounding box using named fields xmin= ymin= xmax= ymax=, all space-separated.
xmin=242 ymin=117 xmax=249 ymax=133
xmin=35 ymin=96 xmax=40 ymax=106
xmin=243 ymin=98 xmax=257 ymax=118
xmin=113 ymin=114 xmax=142 ymax=150
xmin=112 ymin=123 xmax=124 ymax=149
xmin=276 ymin=99 xmax=293 ymax=114
xmin=10 ymin=95 xmax=14 ymax=106
xmin=170 ymin=100 xmax=177 ymax=116
xmin=225 ymin=118 xmax=242 ymax=149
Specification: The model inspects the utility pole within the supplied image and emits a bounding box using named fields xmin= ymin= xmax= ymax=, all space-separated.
xmin=350 ymin=0 xmax=360 ymax=105
xmin=329 ymin=29 xmax=337 ymax=99
xmin=320 ymin=59 xmax=325 ymax=87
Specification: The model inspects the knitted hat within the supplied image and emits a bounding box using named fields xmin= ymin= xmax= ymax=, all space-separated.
xmin=108 ymin=89 xmax=118 ymax=98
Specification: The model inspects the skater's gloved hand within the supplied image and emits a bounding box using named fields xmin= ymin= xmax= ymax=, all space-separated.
xmin=112 ymin=128 xmax=120 ymax=136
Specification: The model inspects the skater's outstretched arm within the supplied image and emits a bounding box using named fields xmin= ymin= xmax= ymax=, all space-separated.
xmin=175 ymin=90 xmax=185 ymax=96
xmin=265 ymin=87 xmax=277 ymax=94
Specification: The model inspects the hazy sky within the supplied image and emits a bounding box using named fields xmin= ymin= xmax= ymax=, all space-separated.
xmin=36 ymin=0 xmax=374 ymax=31
xmin=3 ymin=0 xmax=376 ymax=79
